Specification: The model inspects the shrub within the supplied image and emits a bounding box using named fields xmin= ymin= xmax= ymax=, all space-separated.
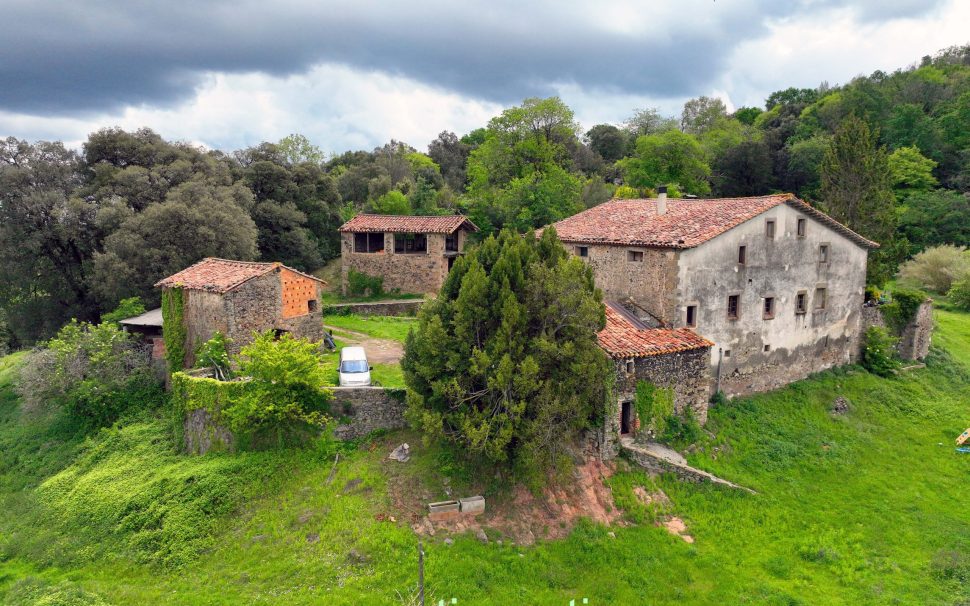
xmin=223 ymin=331 xmax=333 ymax=445
xmin=881 ymin=288 xmax=926 ymax=334
xmin=161 ymin=287 xmax=187 ymax=371
xmin=896 ymin=244 xmax=969 ymax=294
xmin=661 ymin=406 xmax=703 ymax=448
xmin=861 ymin=326 xmax=900 ymax=377
xmin=195 ymin=331 xmax=232 ymax=380
xmin=4 ymin=578 xmax=110 ymax=606
xmin=16 ymin=320 xmax=164 ymax=426
xmin=100 ymin=296 xmax=146 ymax=325
xmin=947 ymin=276 xmax=970 ymax=311
xmin=633 ymin=380 xmax=674 ymax=438
xmin=347 ymin=269 xmax=385 ymax=298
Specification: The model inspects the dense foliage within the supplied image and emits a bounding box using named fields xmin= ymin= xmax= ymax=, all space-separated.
xmin=402 ymin=228 xmax=612 ymax=483
xmin=861 ymin=326 xmax=901 ymax=377
xmin=161 ymin=287 xmax=187 ymax=372
xmin=15 ymin=320 xmax=163 ymax=426
xmin=633 ymin=380 xmax=675 ymax=439
xmin=4 ymin=45 xmax=970 ymax=352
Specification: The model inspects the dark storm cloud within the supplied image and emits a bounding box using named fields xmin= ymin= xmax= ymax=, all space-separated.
xmin=0 ymin=0 xmax=948 ymax=116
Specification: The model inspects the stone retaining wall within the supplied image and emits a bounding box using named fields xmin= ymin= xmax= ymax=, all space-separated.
xmin=326 ymin=299 xmax=424 ymax=317
xmin=860 ymin=300 xmax=933 ymax=361
xmin=331 ymin=386 xmax=408 ymax=440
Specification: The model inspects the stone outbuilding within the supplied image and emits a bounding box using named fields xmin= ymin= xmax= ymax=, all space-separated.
xmin=597 ymin=301 xmax=713 ymax=458
xmin=338 ymin=214 xmax=479 ymax=295
xmin=154 ymin=258 xmax=326 ymax=368
xmin=543 ymin=191 xmax=879 ymax=397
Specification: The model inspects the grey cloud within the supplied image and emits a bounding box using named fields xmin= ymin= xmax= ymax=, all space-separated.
xmin=0 ymin=0 xmax=950 ymax=117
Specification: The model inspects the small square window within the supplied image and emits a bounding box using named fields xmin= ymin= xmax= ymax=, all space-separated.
xmin=628 ymin=250 xmax=643 ymax=262
xmin=307 ymin=299 xmax=318 ymax=312
xmin=738 ymin=245 xmax=747 ymax=265
xmin=626 ymin=359 xmax=635 ymax=374
xmin=797 ymin=218 xmax=806 ymax=237
xmin=765 ymin=219 xmax=776 ymax=238
xmin=795 ymin=291 xmax=807 ymax=314
xmin=576 ymin=246 xmax=588 ymax=257
xmin=727 ymin=294 xmax=740 ymax=320
xmin=815 ymin=287 xmax=827 ymax=310
xmin=819 ymin=244 xmax=829 ymax=263
xmin=686 ymin=305 xmax=697 ymax=328
xmin=764 ymin=344 xmax=771 ymax=352
xmin=763 ymin=297 xmax=775 ymax=320
xmin=724 ymin=349 xmax=731 ymax=358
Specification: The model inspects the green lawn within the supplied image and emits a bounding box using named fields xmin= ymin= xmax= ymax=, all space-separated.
xmin=1 ymin=311 xmax=969 ymax=604
xmin=323 ymin=313 xmax=417 ymax=343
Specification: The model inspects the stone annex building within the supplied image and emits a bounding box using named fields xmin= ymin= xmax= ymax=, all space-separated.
xmin=546 ymin=191 xmax=879 ymax=400
xmin=339 ymin=214 xmax=479 ymax=295
xmin=155 ymin=258 xmax=326 ymax=367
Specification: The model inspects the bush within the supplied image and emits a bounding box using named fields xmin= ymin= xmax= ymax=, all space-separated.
xmin=896 ymin=244 xmax=969 ymax=294
xmin=16 ymin=321 xmax=164 ymax=426
xmin=347 ymin=269 xmax=385 ymax=298
xmin=4 ymin=578 xmax=110 ymax=606
xmin=661 ymin=406 xmax=703 ymax=448
xmin=947 ymin=276 xmax=970 ymax=311
xmin=194 ymin=331 xmax=232 ymax=380
xmin=223 ymin=331 xmax=333 ymax=445
xmin=881 ymin=288 xmax=926 ymax=334
xmin=861 ymin=326 xmax=900 ymax=377
xmin=100 ymin=296 xmax=146 ymax=325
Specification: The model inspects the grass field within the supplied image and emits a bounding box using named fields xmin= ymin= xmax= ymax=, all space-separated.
xmin=0 ymin=311 xmax=968 ymax=604
xmin=323 ymin=313 xmax=418 ymax=343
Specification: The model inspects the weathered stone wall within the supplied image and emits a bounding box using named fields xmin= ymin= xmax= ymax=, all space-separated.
xmin=325 ymin=299 xmax=424 ymax=317
xmin=341 ymin=230 xmax=467 ymax=295
xmin=183 ymin=290 xmax=230 ymax=367
xmin=600 ymin=347 xmax=711 ymax=460
xmin=222 ymin=271 xmax=324 ymax=356
xmin=860 ymin=300 xmax=933 ymax=361
xmin=570 ymin=243 xmax=680 ymax=324
xmin=183 ymin=408 xmax=235 ymax=454
xmin=676 ymin=203 xmax=870 ymax=397
xmin=331 ymin=386 xmax=408 ymax=440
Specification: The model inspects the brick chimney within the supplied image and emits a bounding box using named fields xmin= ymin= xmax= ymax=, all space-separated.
xmin=657 ymin=185 xmax=668 ymax=216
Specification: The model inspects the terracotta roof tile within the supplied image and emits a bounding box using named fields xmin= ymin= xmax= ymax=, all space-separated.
xmin=339 ymin=214 xmax=479 ymax=234
xmin=598 ymin=302 xmax=713 ymax=358
xmin=154 ymin=258 xmax=325 ymax=293
xmin=541 ymin=194 xmax=878 ymax=249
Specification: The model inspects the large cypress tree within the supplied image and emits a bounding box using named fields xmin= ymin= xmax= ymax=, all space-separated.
xmin=402 ymin=227 xmax=611 ymax=484
xmin=820 ymin=116 xmax=899 ymax=285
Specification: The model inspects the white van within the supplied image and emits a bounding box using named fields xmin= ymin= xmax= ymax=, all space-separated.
xmin=338 ymin=346 xmax=371 ymax=387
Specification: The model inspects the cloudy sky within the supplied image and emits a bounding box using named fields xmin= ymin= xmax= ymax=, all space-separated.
xmin=2 ymin=0 xmax=968 ymax=154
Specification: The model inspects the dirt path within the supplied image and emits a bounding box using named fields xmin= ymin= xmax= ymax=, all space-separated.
xmin=324 ymin=325 xmax=404 ymax=364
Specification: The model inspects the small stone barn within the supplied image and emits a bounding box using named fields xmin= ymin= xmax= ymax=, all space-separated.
xmin=597 ymin=301 xmax=713 ymax=459
xmin=154 ymin=258 xmax=326 ymax=368
xmin=338 ymin=214 xmax=479 ymax=295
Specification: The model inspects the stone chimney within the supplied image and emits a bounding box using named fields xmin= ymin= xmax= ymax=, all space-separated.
xmin=656 ymin=185 xmax=668 ymax=216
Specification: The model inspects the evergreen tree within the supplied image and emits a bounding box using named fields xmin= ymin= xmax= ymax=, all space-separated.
xmin=401 ymin=228 xmax=611 ymax=485
xmin=821 ymin=116 xmax=898 ymax=285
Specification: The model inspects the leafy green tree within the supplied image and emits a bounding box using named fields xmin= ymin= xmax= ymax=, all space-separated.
xmin=370 ymin=189 xmax=411 ymax=215
xmin=620 ymin=130 xmax=711 ymax=195
xmin=428 ymin=131 xmax=471 ymax=192
xmin=898 ymin=189 xmax=970 ymax=252
xmin=888 ymin=146 xmax=938 ymax=194
xmin=90 ymin=181 xmax=259 ymax=305
xmin=402 ymin=228 xmax=612 ymax=484
xmin=820 ymin=116 xmax=898 ymax=284
xmin=623 ymin=108 xmax=678 ymax=138
xmin=100 ymin=297 xmax=146 ymax=325
xmin=712 ymin=140 xmax=772 ymax=197
xmin=585 ymin=124 xmax=629 ymax=163
xmin=733 ymin=107 xmax=763 ymax=125
xmin=277 ymin=133 xmax=324 ymax=165
xmin=784 ymin=135 xmax=831 ymax=200
xmin=765 ymin=87 xmax=819 ymax=110
xmin=896 ymin=245 xmax=969 ymax=294
xmin=680 ymin=96 xmax=728 ymax=135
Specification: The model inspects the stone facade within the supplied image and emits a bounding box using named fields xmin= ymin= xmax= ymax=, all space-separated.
xmin=178 ymin=266 xmax=324 ymax=366
xmin=325 ymin=299 xmax=424 ymax=317
xmin=860 ymin=300 xmax=933 ymax=361
xmin=340 ymin=230 xmax=469 ymax=295
xmin=331 ymin=386 xmax=408 ymax=440
xmin=579 ymin=245 xmax=680 ymax=322
xmin=600 ymin=347 xmax=711 ymax=460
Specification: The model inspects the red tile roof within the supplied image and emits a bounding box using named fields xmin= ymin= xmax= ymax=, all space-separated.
xmin=598 ymin=303 xmax=713 ymax=358
xmin=339 ymin=214 xmax=479 ymax=234
xmin=541 ymin=194 xmax=878 ymax=249
xmin=154 ymin=258 xmax=325 ymax=293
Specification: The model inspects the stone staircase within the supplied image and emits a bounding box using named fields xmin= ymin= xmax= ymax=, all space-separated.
xmin=619 ymin=437 xmax=755 ymax=494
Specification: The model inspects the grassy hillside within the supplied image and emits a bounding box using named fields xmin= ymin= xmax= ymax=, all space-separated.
xmin=1 ymin=312 xmax=968 ymax=604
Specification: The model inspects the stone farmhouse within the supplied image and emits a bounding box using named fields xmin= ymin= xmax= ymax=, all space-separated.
xmin=339 ymin=214 xmax=478 ymax=295
xmin=155 ymin=258 xmax=326 ymax=367
xmin=544 ymin=191 xmax=879 ymax=397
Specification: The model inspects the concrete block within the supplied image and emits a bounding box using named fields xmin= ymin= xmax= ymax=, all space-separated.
xmin=428 ymin=500 xmax=460 ymax=522
xmin=459 ymin=496 xmax=485 ymax=515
